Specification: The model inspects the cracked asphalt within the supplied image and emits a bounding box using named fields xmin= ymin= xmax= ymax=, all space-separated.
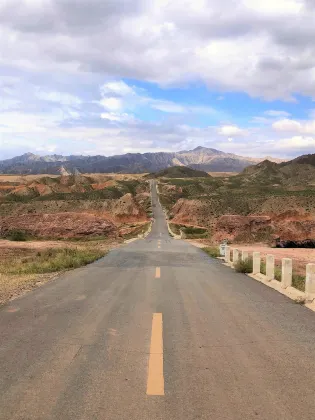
xmin=1 ymin=181 xmax=315 ymax=419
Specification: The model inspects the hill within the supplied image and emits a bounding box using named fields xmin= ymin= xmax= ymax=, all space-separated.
xmin=235 ymin=154 xmax=315 ymax=189
xmin=0 ymin=147 xmax=284 ymax=175
xmin=150 ymin=166 xmax=211 ymax=178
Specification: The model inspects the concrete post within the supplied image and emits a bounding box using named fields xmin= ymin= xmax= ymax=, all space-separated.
xmin=225 ymin=246 xmax=230 ymax=263
xmin=252 ymin=252 xmax=261 ymax=274
xmin=242 ymin=250 xmax=249 ymax=261
xmin=305 ymin=263 xmax=315 ymax=301
xmin=233 ymin=249 xmax=240 ymax=266
xmin=266 ymin=254 xmax=275 ymax=281
xmin=281 ymin=258 xmax=292 ymax=289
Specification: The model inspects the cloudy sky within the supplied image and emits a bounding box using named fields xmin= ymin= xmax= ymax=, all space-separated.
xmin=1 ymin=0 xmax=315 ymax=159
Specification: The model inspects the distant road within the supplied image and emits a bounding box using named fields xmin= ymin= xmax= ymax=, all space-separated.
xmin=1 ymin=180 xmax=315 ymax=419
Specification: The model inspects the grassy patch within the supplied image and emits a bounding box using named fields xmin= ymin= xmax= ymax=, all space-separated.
xmin=234 ymin=258 xmax=253 ymax=273
xmin=6 ymin=229 xmax=29 ymax=241
xmin=0 ymin=247 xmax=105 ymax=275
xmin=203 ymin=246 xmax=220 ymax=258
xmin=292 ymin=274 xmax=306 ymax=292
xmin=274 ymin=268 xmax=282 ymax=281
xmin=121 ymin=222 xmax=151 ymax=239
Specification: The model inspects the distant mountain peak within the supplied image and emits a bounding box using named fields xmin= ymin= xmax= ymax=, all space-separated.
xmin=0 ymin=147 xmax=286 ymax=175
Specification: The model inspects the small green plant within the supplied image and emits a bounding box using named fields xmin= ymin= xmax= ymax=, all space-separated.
xmin=203 ymin=247 xmax=220 ymax=258
xmin=260 ymin=261 xmax=266 ymax=275
xmin=6 ymin=230 xmax=28 ymax=241
xmin=274 ymin=268 xmax=282 ymax=281
xmin=292 ymin=274 xmax=306 ymax=292
xmin=234 ymin=257 xmax=253 ymax=273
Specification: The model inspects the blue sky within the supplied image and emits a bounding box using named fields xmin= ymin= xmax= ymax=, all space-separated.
xmin=1 ymin=0 xmax=315 ymax=160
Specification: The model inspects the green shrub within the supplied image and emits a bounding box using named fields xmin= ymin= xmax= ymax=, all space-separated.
xmin=6 ymin=230 xmax=28 ymax=241
xmin=203 ymin=247 xmax=220 ymax=258
xmin=260 ymin=261 xmax=266 ymax=275
xmin=234 ymin=257 xmax=253 ymax=273
xmin=292 ymin=274 xmax=306 ymax=292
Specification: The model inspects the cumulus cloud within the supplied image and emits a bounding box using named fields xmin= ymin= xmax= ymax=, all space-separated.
xmin=218 ymin=125 xmax=249 ymax=137
xmin=0 ymin=0 xmax=315 ymax=100
xmin=272 ymin=118 xmax=315 ymax=134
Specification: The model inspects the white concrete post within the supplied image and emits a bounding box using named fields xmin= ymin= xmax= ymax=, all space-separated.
xmin=233 ymin=249 xmax=240 ymax=266
xmin=266 ymin=254 xmax=275 ymax=281
xmin=305 ymin=263 xmax=315 ymax=301
xmin=252 ymin=252 xmax=261 ymax=274
xmin=242 ymin=250 xmax=249 ymax=261
xmin=225 ymin=246 xmax=231 ymax=263
xmin=281 ymin=258 xmax=292 ymax=289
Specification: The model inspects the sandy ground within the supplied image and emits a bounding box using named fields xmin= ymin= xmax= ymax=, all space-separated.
xmin=0 ymin=238 xmax=122 ymax=252
xmin=208 ymin=171 xmax=238 ymax=177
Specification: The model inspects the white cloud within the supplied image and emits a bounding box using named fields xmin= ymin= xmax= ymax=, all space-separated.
xmin=218 ymin=125 xmax=249 ymax=136
xmin=100 ymin=112 xmax=134 ymax=122
xmin=99 ymin=97 xmax=123 ymax=111
xmin=100 ymin=81 xmax=136 ymax=97
xmin=1 ymin=0 xmax=315 ymax=100
xmin=272 ymin=118 xmax=315 ymax=134
xmin=150 ymin=100 xmax=186 ymax=113
xmin=264 ymin=110 xmax=291 ymax=117
xmin=35 ymin=90 xmax=82 ymax=106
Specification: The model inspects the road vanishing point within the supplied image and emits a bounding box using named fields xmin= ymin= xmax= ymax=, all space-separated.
xmin=1 ymin=181 xmax=315 ymax=419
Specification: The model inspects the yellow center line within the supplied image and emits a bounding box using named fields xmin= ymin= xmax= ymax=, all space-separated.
xmin=155 ymin=267 xmax=161 ymax=278
xmin=147 ymin=313 xmax=164 ymax=396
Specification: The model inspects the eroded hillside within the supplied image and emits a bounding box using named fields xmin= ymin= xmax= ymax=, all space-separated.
xmin=0 ymin=173 xmax=151 ymax=240
xmin=157 ymin=157 xmax=315 ymax=244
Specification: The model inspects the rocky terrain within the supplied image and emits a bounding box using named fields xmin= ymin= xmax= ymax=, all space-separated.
xmin=0 ymin=173 xmax=151 ymax=240
xmin=0 ymin=147 xmax=284 ymax=174
xmin=158 ymin=155 xmax=315 ymax=245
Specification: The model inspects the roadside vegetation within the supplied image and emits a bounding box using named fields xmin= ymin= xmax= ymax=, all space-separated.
xmin=203 ymin=246 xmax=220 ymax=258
xmin=169 ymin=222 xmax=208 ymax=238
xmin=0 ymin=243 xmax=111 ymax=305
xmin=0 ymin=247 xmax=105 ymax=276
xmin=234 ymin=258 xmax=253 ymax=273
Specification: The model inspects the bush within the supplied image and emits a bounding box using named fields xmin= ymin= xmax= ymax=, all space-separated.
xmin=234 ymin=257 xmax=253 ymax=273
xmin=6 ymin=230 xmax=28 ymax=241
xmin=260 ymin=261 xmax=266 ymax=275
xmin=203 ymin=247 xmax=220 ymax=258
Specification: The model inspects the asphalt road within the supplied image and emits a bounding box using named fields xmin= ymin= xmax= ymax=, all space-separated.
xmin=1 ymin=181 xmax=315 ymax=419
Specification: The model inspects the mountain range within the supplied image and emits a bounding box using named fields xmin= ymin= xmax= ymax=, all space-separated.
xmin=0 ymin=147 xmax=284 ymax=174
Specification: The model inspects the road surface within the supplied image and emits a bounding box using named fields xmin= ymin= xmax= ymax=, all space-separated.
xmin=1 ymin=181 xmax=315 ymax=419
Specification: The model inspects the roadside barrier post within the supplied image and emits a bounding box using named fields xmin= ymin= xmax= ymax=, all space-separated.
xmin=242 ymin=250 xmax=249 ymax=261
xmin=225 ymin=246 xmax=231 ymax=263
xmin=281 ymin=258 xmax=292 ymax=289
xmin=233 ymin=249 xmax=240 ymax=266
xmin=266 ymin=254 xmax=275 ymax=281
xmin=252 ymin=252 xmax=261 ymax=274
xmin=305 ymin=263 xmax=315 ymax=302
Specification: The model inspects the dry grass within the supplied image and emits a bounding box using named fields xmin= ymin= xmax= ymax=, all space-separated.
xmin=0 ymin=243 xmax=112 ymax=305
